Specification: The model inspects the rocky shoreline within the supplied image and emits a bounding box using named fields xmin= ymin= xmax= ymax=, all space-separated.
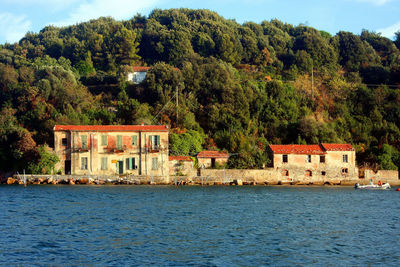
xmin=0 ymin=175 xmax=376 ymax=186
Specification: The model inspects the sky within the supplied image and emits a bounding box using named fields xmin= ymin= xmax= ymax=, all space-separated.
xmin=0 ymin=0 xmax=399 ymax=44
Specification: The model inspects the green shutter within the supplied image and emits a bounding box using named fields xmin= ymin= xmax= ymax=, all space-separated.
xmin=152 ymin=158 xmax=158 ymax=170
xmin=81 ymin=135 xmax=87 ymax=149
xmin=101 ymin=135 xmax=107 ymax=146
xmin=126 ymin=158 xmax=130 ymax=170
xmin=101 ymin=157 xmax=107 ymax=170
xmin=81 ymin=157 xmax=88 ymax=170
xmin=156 ymin=135 xmax=160 ymax=147
xmin=117 ymin=135 xmax=122 ymax=150
xmin=132 ymin=135 xmax=137 ymax=146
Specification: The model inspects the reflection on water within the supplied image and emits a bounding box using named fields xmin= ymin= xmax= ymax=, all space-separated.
xmin=1 ymin=185 xmax=399 ymax=266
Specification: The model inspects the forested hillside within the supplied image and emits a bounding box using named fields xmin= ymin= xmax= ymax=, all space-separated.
xmin=1 ymin=8 xmax=400 ymax=173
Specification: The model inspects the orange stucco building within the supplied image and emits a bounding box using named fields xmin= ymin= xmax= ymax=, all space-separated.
xmin=54 ymin=125 xmax=169 ymax=178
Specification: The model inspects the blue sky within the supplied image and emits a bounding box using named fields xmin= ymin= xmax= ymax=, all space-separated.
xmin=0 ymin=0 xmax=399 ymax=44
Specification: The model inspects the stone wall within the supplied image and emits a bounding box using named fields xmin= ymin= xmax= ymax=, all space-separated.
xmin=5 ymin=168 xmax=399 ymax=186
xmin=169 ymin=159 xmax=197 ymax=177
xmin=199 ymin=169 xmax=277 ymax=184
xmin=364 ymin=169 xmax=399 ymax=183
xmin=197 ymin=168 xmax=372 ymax=185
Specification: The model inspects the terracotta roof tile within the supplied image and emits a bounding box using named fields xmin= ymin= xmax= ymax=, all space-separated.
xmin=269 ymin=144 xmax=326 ymax=155
xmin=132 ymin=66 xmax=151 ymax=72
xmin=197 ymin=150 xmax=229 ymax=158
xmin=169 ymin=156 xmax=193 ymax=161
xmin=321 ymin=143 xmax=354 ymax=151
xmin=54 ymin=125 xmax=168 ymax=132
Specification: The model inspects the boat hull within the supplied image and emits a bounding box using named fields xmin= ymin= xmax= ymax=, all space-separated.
xmin=354 ymin=183 xmax=391 ymax=190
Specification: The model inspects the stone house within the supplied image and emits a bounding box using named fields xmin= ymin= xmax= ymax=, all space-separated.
xmin=197 ymin=150 xmax=229 ymax=168
xmin=54 ymin=125 xmax=169 ymax=177
xmin=126 ymin=66 xmax=151 ymax=84
xmin=269 ymin=143 xmax=357 ymax=183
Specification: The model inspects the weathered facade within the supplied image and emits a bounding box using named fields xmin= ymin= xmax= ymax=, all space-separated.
xmin=54 ymin=125 xmax=169 ymax=178
xmin=269 ymin=143 xmax=358 ymax=183
xmin=168 ymin=156 xmax=196 ymax=177
xmin=197 ymin=150 xmax=229 ymax=168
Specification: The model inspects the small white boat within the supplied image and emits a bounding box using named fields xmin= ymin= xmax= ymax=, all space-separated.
xmin=354 ymin=182 xmax=391 ymax=190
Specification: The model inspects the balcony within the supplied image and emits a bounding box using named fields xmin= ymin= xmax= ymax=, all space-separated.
xmin=75 ymin=147 xmax=89 ymax=153
xmin=146 ymin=145 xmax=161 ymax=153
xmin=105 ymin=145 xmax=127 ymax=153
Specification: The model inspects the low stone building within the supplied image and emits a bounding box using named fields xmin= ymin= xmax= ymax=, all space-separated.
xmin=197 ymin=150 xmax=229 ymax=168
xmin=54 ymin=125 xmax=169 ymax=178
xmin=269 ymin=143 xmax=357 ymax=183
xmin=169 ymin=156 xmax=196 ymax=177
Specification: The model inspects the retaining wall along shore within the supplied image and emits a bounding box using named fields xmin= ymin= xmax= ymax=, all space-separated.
xmin=3 ymin=168 xmax=399 ymax=186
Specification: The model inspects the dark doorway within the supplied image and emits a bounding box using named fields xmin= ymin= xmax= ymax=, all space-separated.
xmin=65 ymin=160 xmax=71 ymax=174
xmin=117 ymin=160 xmax=124 ymax=174
xmin=211 ymin=158 xmax=216 ymax=168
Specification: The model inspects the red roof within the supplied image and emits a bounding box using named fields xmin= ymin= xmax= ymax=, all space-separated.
xmin=269 ymin=144 xmax=326 ymax=155
xmin=169 ymin=156 xmax=193 ymax=161
xmin=132 ymin=66 xmax=151 ymax=72
xmin=197 ymin=150 xmax=229 ymax=158
xmin=54 ymin=125 xmax=168 ymax=132
xmin=321 ymin=143 xmax=354 ymax=151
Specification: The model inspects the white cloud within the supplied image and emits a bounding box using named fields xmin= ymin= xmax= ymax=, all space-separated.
xmin=377 ymin=21 xmax=400 ymax=38
xmin=354 ymin=0 xmax=393 ymax=5
xmin=0 ymin=13 xmax=31 ymax=43
xmin=53 ymin=0 xmax=161 ymax=27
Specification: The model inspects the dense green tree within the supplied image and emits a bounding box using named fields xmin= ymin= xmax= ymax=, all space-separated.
xmin=1 ymin=8 xmax=400 ymax=171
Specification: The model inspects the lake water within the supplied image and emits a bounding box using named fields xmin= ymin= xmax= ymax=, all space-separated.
xmin=1 ymin=185 xmax=400 ymax=266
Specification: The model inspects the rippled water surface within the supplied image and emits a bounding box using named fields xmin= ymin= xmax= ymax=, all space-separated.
xmin=1 ymin=185 xmax=400 ymax=266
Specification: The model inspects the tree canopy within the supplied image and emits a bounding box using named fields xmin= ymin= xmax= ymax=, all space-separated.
xmin=1 ymin=8 xmax=400 ymax=172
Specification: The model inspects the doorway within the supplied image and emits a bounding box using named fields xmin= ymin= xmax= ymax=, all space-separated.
xmin=211 ymin=158 xmax=216 ymax=168
xmin=117 ymin=160 xmax=124 ymax=174
xmin=65 ymin=160 xmax=71 ymax=174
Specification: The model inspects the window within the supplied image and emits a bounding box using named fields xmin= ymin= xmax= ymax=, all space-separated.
xmin=305 ymin=170 xmax=312 ymax=177
xmin=132 ymin=135 xmax=138 ymax=146
xmin=126 ymin=158 xmax=136 ymax=170
xmin=62 ymin=138 xmax=67 ymax=146
xmin=101 ymin=157 xmax=107 ymax=170
xmin=306 ymin=155 xmax=312 ymax=163
xmin=81 ymin=135 xmax=88 ymax=150
xmin=149 ymin=135 xmax=160 ymax=149
xmin=282 ymin=170 xmax=289 ymax=176
xmin=101 ymin=135 xmax=107 ymax=146
xmin=321 ymin=171 xmax=326 ymax=176
xmin=282 ymin=154 xmax=288 ymax=163
xmin=152 ymin=158 xmax=158 ymax=170
xmin=81 ymin=157 xmax=88 ymax=170
xmin=341 ymin=168 xmax=348 ymax=174
xmin=343 ymin=154 xmax=348 ymax=163
xmin=320 ymin=155 xmax=325 ymax=163
xmin=117 ymin=135 xmax=122 ymax=150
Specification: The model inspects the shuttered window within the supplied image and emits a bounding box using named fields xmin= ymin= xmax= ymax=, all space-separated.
xmin=101 ymin=157 xmax=107 ymax=170
xmin=152 ymin=158 xmax=158 ymax=170
xmin=81 ymin=157 xmax=88 ymax=170
xmin=117 ymin=135 xmax=122 ymax=150
xmin=126 ymin=158 xmax=136 ymax=170
xmin=101 ymin=135 xmax=107 ymax=146
xmin=132 ymin=135 xmax=137 ymax=146
xmin=81 ymin=135 xmax=87 ymax=149
xmin=149 ymin=135 xmax=160 ymax=148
